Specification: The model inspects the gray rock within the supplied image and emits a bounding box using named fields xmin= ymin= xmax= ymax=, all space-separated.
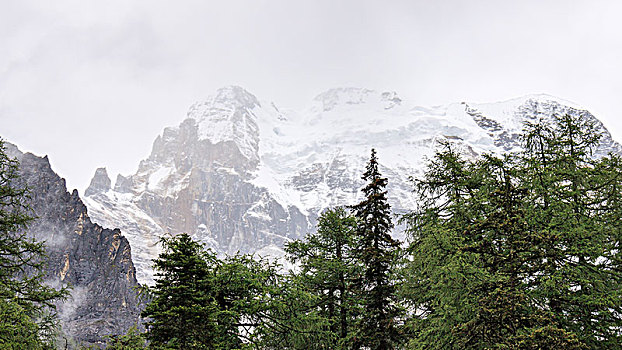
xmin=6 ymin=144 xmax=142 ymax=347
xmin=113 ymin=174 xmax=134 ymax=193
xmin=84 ymin=167 xmax=111 ymax=197
xmin=83 ymin=88 xmax=622 ymax=285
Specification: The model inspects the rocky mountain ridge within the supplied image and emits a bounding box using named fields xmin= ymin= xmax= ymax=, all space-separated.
xmin=5 ymin=143 xmax=142 ymax=347
xmin=83 ymin=86 xmax=622 ymax=285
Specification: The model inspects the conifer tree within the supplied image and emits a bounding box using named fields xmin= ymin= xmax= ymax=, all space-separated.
xmin=520 ymin=114 xmax=622 ymax=348
xmin=104 ymin=326 xmax=147 ymax=349
xmin=211 ymin=252 xmax=281 ymax=348
xmin=402 ymin=144 xmax=584 ymax=349
xmin=142 ymin=233 xmax=219 ymax=349
xmin=0 ymin=139 xmax=67 ymax=349
xmin=143 ymin=233 xmax=283 ymax=349
xmin=403 ymin=114 xmax=622 ymax=349
xmin=285 ymin=207 xmax=360 ymax=348
xmin=254 ymin=272 xmax=334 ymax=350
xmin=350 ymin=149 xmax=402 ymax=350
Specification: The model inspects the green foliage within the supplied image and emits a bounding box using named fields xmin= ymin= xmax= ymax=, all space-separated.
xmin=275 ymin=151 xmax=405 ymax=349
xmin=350 ymin=149 xmax=403 ymax=350
xmin=0 ymin=297 xmax=46 ymax=350
xmin=142 ymin=233 xmax=284 ymax=349
xmin=0 ymin=139 xmax=67 ymax=349
xmin=142 ymin=233 xmax=221 ymax=349
xmin=284 ymin=207 xmax=360 ymax=348
xmin=519 ymin=114 xmax=622 ymax=348
xmin=139 ymin=116 xmax=622 ymax=348
xmin=211 ymin=252 xmax=281 ymax=348
xmin=105 ymin=326 xmax=147 ymax=349
xmin=254 ymin=273 xmax=334 ymax=349
xmin=403 ymin=114 xmax=622 ymax=349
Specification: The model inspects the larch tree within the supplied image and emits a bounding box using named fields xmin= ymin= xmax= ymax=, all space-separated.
xmin=0 ymin=139 xmax=67 ymax=349
xmin=285 ymin=207 xmax=360 ymax=349
xmin=402 ymin=113 xmax=622 ymax=349
xmin=402 ymin=143 xmax=584 ymax=349
xmin=520 ymin=113 xmax=622 ymax=348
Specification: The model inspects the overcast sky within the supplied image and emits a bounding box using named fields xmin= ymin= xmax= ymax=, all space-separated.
xmin=1 ymin=0 xmax=621 ymax=193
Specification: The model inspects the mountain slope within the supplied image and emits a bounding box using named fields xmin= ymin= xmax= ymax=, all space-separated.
xmin=5 ymin=143 xmax=142 ymax=346
xmin=83 ymin=86 xmax=621 ymax=285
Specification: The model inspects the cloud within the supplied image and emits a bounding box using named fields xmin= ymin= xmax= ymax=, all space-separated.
xmin=59 ymin=285 xmax=89 ymax=321
xmin=1 ymin=0 xmax=622 ymax=193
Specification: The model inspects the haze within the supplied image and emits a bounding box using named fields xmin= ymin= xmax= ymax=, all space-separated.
xmin=1 ymin=0 xmax=621 ymax=193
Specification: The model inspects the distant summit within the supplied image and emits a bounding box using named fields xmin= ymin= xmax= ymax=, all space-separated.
xmin=207 ymin=85 xmax=261 ymax=108
xmin=312 ymin=87 xmax=401 ymax=111
xmin=84 ymin=167 xmax=111 ymax=196
xmin=83 ymin=87 xmax=621 ymax=285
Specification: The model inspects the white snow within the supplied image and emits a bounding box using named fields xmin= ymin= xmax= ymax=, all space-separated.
xmin=187 ymin=86 xmax=260 ymax=161
xmin=247 ymin=88 xmax=502 ymax=213
xmin=83 ymin=86 xmax=598 ymax=286
xmin=147 ymin=166 xmax=174 ymax=191
xmin=470 ymin=94 xmax=583 ymax=133
xmin=83 ymin=191 xmax=164 ymax=285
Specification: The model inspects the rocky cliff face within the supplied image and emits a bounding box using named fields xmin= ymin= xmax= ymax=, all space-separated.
xmin=83 ymin=87 xmax=622 ymax=285
xmin=85 ymin=167 xmax=112 ymax=197
xmin=5 ymin=143 xmax=142 ymax=347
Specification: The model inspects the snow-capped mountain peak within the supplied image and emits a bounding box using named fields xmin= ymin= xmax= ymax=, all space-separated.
xmin=183 ymin=86 xmax=263 ymax=162
xmin=83 ymin=87 xmax=620 ymax=285
xmin=192 ymin=85 xmax=261 ymax=112
xmin=311 ymin=87 xmax=403 ymax=114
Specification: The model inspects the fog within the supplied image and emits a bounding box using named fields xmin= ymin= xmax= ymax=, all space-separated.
xmin=1 ymin=0 xmax=621 ymax=192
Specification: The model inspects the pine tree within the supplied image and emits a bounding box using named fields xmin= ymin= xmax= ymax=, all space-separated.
xmin=285 ymin=207 xmax=360 ymax=348
xmin=350 ymin=149 xmax=402 ymax=350
xmin=0 ymin=139 xmax=67 ymax=349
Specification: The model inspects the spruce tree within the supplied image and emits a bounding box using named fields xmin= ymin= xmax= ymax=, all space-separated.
xmin=350 ymin=149 xmax=402 ymax=350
